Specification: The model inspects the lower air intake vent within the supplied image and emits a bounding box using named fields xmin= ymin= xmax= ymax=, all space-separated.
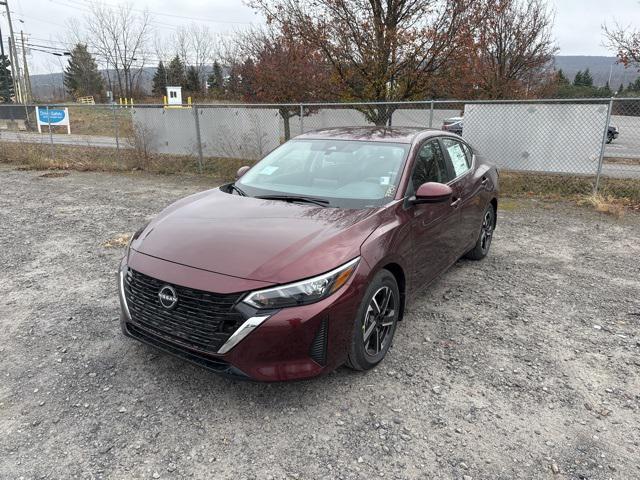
xmin=309 ymin=318 xmax=328 ymax=366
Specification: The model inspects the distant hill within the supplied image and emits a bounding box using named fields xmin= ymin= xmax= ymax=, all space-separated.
xmin=30 ymin=67 xmax=156 ymax=102
xmin=29 ymin=56 xmax=640 ymax=101
xmin=553 ymin=56 xmax=640 ymax=91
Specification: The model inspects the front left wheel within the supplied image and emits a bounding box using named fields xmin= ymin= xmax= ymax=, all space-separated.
xmin=346 ymin=270 xmax=400 ymax=371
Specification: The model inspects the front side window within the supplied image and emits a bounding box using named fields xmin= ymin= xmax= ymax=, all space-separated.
xmin=236 ymin=139 xmax=410 ymax=209
xmin=409 ymin=140 xmax=451 ymax=192
xmin=442 ymin=138 xmax=472 ymax=178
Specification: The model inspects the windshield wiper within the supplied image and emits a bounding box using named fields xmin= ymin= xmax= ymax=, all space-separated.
xmin=255 ymin=194 xmax=330 ymax=207
xmin=229 ymin=183 xmax=247 ymax=196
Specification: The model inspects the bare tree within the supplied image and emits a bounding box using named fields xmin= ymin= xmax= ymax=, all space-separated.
xmin=472 ymin=0 xmax=557 ymax=98
xmin=604 ymin=22 xmax=640 ymax=70
xmin=174 ymin=23 xmax=216 ymax=89
xmin=189 ymin=24 xmax=217 ymax=86
xmin=84 ymin=2 xmax=152 ymax=98
xmin=250 ymin=0 xmax=481 ymax=124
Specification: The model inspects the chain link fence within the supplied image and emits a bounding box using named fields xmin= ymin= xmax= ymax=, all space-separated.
xmin=0 ymin=98 xmax=638 ymax=197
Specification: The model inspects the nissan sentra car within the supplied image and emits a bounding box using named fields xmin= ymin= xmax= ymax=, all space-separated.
xmin=118 ymin=127 xmax=498 ymax=381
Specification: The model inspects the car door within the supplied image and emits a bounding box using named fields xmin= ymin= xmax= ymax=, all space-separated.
xmin=441 ymin=138 xmax=485 ymax=250
xmin=408 ymin=138 xmax=460 ymax=289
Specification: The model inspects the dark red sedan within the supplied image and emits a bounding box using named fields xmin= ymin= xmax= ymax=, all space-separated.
xmin=118 ymin=127 xmax=498 ymax=381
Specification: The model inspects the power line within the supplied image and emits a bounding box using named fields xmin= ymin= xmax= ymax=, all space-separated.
xmin=66 ymin=0 xmax=255 ymax=26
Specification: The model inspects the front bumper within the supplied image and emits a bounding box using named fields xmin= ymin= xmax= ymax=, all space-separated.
xmin=118 ymin=253 xmax=366 ymax=382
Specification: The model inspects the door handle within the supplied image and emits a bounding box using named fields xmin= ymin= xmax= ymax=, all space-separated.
xmin=451 ymin=197 xmax=461 ymax=208
xmin=481 ymin=177 xmax=489 ymax=186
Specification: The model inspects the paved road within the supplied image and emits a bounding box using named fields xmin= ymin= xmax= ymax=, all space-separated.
xmin=0 ymin=131 xmax=123 ymax=148
xmin=601 ymin=162 xmax=640 ymax=179
xmin=606 ymin=114 xmax=640 ymax=160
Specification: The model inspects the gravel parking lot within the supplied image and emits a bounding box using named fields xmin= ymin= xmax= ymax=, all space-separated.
xmin=1 ymin=166 xmax=639 ymax=480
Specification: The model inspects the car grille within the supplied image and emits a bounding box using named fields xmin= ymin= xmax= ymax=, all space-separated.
xmin=125 ymin=323 xmax=248 ymax=378
xmin=123 ymin=268 xmax=245 ymax=353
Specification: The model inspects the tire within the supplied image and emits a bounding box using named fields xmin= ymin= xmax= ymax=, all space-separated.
xmin=346 ymin=270 xmax=400 ymax=371
xmin=464 ymin=204 xmax=496 ymax=261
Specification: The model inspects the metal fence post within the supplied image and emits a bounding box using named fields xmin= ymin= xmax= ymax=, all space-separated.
xmin=299 ymin=104 xmax=304 ymax=134
xmin=111 ymin=103 xmax=120 ymax=164
xmin=193 ymin=103 xmax=204 ymax=174
xmin=429 ymin=100 xmax=434 ymax=128
xmin=594 ymin=98 xmax=613 ymax=195
xmin=46 ymin=105 xmax=54 ymax=160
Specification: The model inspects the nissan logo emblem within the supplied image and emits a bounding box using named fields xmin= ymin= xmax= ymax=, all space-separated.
xmin=158 ymin=285 xmax=178 ymax=309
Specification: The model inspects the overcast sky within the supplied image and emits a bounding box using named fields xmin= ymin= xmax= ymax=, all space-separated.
xmin=3 ymin=0 xmax=639 ymax=74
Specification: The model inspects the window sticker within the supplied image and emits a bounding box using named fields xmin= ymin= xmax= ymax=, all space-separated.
xmin=384 ymin=185 xmax=396 ymax=197
xmin=260 ymin=165 xmax=279 ymax=175
xmin=447 ymin=144 xmax=468 ymax=176
xmin=379 ymin=176 xmax=390 ymax=185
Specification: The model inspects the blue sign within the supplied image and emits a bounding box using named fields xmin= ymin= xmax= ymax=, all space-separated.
xmin=38 ymin=108 xmax=67 ymax=124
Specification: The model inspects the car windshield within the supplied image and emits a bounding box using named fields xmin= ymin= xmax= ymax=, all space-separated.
xmin=235 ymin=139 xmax=410 ymax=208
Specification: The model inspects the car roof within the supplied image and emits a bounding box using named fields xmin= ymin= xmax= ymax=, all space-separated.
xmin=295 ymin=127 xmax=445 ymax=144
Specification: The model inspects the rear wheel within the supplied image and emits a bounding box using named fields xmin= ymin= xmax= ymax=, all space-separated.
xmin=346 ymin=270 xmax=400 ymax=371
xmin=464 ymin=204 xmax=496 ymax=260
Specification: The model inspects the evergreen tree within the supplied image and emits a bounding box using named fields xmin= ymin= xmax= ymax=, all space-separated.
xmin=239 ymin=58 xmax=256 ymax=98
xmin=184 ymin=65 xmax=201 ymax=93
xmin=617 ymin=83 xmax=625 ymax=94
xmin=582 ymin=68 xmax=594 ymax=87
xmin=207 ymin=60 xmax=224 ymax=95
xmin=152 ymin=61 xmax=167 ymax=96
xmin=63 ymin=44 xmax=104 ymax=99
xmin=556 ymin=69 xmax=570 ymax=85
xmin=0 ymin=54 xmax=14 ymax=103
xmin=225 ymin=66 xmax=241 ymax=97
xmin=167 ymin=55 xmax=186 ymax=87
xmin=629 ymin=78 xmax=640 ymax=92
xmin=599 ymin=81 xmax=612 ymax=97
xmin=573 ymin=70 xmax=584 ymax=87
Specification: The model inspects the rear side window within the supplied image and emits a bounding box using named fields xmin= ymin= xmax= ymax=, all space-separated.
xmin=442 ymin=138 xmax=472 ymax=178
xmin=410 ymin=140 xmax=452 ymax=190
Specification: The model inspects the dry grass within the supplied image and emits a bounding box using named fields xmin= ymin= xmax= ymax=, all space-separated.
xmin=102 ymin=233 xmax=132 ymax=248
xmin=577 ymin=194 xmax=627 ymax=218
xmin=66 ymin=106 xmax=135 ymax=137
xmin=499 ymin=171 xmax=640 ymax=210
xmin=0 ymin=141 xmax=252 ymax=181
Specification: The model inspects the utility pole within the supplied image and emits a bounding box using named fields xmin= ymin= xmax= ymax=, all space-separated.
xmin=7 ymin=36 xmax=20 ymax=102
xmin=1 ymin=0 xmax=24 ymax=103
xmin=0 ymin=23 xmax=10 ymax=102
xmin=20 ymin=31 xmax=31 ymax=102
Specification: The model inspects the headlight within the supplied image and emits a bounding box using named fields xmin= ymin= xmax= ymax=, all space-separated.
xmin=242 ymin=257 xmax=360 ymax=309
xmin=127 ymin=224 xmax=148 ymax=251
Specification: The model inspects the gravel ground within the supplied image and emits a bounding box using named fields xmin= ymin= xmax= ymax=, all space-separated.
xmin=1 ymin=165 xmax=639 ymax=480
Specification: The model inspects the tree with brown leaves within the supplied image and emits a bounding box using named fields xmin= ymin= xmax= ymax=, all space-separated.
xmin=249 ymin=0 xmax=481 ymax=124
xmin=604 ymin=23 xmax=640 ymax=70
xmin=472 ymin=0 xmax=557 ymax=99
xmin=233 ymin=28 xmax=332 ymax=139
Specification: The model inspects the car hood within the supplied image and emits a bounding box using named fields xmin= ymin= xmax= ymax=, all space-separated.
xmin=132 ymin=188 xmax=382 ymax=284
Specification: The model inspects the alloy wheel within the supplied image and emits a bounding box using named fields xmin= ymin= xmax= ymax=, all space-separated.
xmin=362 ymin=286 xmax=396 ymax=357
xmin=480 ymin=209 xmax=495 ymax=253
